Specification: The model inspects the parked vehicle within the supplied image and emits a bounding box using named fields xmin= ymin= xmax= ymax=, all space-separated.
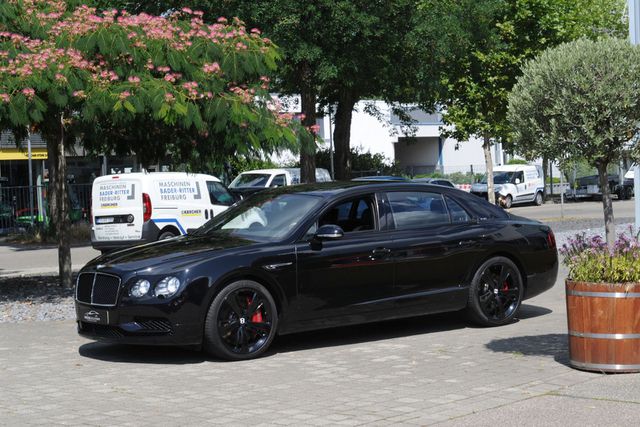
xmin=91 ymin=172 xmax=234 ymax=252
xmin=352 ymin=175 xmax=409 ymax=182
xmin=76 ymin=181 xmax=558 ymax=360
xmin=471 ymin=164 xmax=544 ymax=208
xmin=567 ymin=174 xmax=633 ymax=200
xmin=411 ymin=177 xmax=456 ymax=187
xmin=228 ymin=168 xmax=332 ymax=197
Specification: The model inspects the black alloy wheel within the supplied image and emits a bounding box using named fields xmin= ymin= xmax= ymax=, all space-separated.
xmin=466 ymin=257 xmax=523 ymax=326
xmin=204 ymin=280 xmax=277 ymax=360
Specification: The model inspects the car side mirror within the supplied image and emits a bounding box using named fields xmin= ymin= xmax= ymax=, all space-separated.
xmin=515 ymin=178 xmax=521 ymax=184
xmin=314 ymin=224 xmax=344 ymax=240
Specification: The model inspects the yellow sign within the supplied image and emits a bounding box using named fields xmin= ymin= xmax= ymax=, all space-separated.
xmin=0 ymin=148 xmax=48 ymax=160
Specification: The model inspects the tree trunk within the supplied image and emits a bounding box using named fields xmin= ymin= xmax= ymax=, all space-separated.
xmin=56 ymin=113 xmax=72 ymax=288
xmin=483 ymin=134 xmax=495 ymax=205
xmin=334 ymin=91 xmax=356 ymax=180
xmin=596 ymin=162 xmax=615 ymax=249
xmin=300 ymin=89 xmax=317 ymax=184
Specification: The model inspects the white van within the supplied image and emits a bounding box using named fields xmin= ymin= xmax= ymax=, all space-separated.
xmin=470 ymin=164 xmax=544 ymax=208
xmin=91 ymin=172 xmax=234 ymax=252
xmin=228 ymin=168 xmax=332 ymax=194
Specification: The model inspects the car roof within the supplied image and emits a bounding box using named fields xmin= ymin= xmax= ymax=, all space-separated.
xmin=259 ymin=180 xmax=462 ymax=198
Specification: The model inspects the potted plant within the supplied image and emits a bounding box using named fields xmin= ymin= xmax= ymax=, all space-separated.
xmin=560 ymin=229 xmax=640 ymax=373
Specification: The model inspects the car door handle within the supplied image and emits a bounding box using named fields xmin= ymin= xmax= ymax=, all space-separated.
xmin=459 ymin=240 xmax=476 ymax=246
xmin=371 ymin=248 xmax=391 ymax=259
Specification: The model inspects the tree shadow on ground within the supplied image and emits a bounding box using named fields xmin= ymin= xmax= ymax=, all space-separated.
xmin=485 ymin=333 xmax=569 ymax=366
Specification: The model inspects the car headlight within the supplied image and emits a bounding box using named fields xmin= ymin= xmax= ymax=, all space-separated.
xmin=154 ymin=276 xmax=181 ymax=298
xmin=130 ymin=279 xmax=151 ymax=298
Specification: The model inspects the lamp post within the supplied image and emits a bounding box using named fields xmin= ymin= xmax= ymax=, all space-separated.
xmin=631 ymin=0 xmax=640 ymax=234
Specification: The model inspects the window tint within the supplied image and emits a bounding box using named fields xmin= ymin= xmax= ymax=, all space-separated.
xmin=387 ymin=191 xmax=449 ymax=229
xmin=271 ymin=174 xmax=286 ymax=187
xmin=445 ymin=196 xmax=471 ymax=223
xmin=317 ymin=195 xmax=375 ymax=233
xmin=462 ymin=194 xmax=509 ymax=219
xmin=207 ymin=181 xmax=234 ymax=206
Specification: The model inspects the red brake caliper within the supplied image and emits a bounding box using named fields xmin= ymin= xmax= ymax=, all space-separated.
xmin=247 ymin=296 xmax=263 ymax=323
xmin=502 ymin=281 xmax=509 ymax=291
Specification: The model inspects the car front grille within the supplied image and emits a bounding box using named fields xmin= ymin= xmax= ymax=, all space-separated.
xmin=80 ymin=322 xmax=125 ymax=338
xmin=76 ymin=273 xmax=121 ymax=306
xmin=135 ymin=319 xmax=174 ymax=334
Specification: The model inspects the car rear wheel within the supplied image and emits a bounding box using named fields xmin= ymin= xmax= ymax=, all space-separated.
xmin=534 ymin=191 xmax=543 ymax=206
xmin=502 ymin=194 xmax=513 ymax=209
xmin=204 ymin=280 xmax=278 ymax=361
xmin=466 ymin=257 xmax=523 ymax=326
xmin=158 ymin=230 xmax=177 ymax=240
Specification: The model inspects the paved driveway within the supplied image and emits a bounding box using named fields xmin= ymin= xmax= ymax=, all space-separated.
xmin=1 ymin=266 xmax=639 ymax=426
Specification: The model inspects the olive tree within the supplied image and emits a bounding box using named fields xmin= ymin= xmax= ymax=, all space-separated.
xmin=508 ymin=37 xmax=640 ymax=248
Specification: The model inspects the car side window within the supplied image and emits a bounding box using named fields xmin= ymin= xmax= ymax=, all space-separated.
xmin=445 ymin=196 xmax=471 ymax=223
xmin=317 ymin=195 xmax=375 ymax=233
xmin=515 ymin=171 xmax=524 ymax=184
xmin=206 ymin=181 xmax=234 ymax=206
xmin=387 ymin=191 xmax=449 ymax=229
xmin=271 ymin=174 xmax=286 ymax=187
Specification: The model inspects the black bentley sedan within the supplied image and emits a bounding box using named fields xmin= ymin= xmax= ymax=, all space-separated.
xmin=76 ymin=182 xmax=558 ymax=360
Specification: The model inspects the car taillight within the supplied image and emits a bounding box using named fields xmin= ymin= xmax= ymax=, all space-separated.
xmin=547 ymin=230 xmax=556 ymax=249
xmin=143 ymin=193 xmax=152 ymax=222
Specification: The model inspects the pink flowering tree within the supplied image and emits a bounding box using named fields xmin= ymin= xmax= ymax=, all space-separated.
xmin=0 ymin=0 xmax=298 ymax=287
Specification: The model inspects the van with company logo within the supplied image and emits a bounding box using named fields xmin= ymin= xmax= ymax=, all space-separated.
xmin=91 ymin=172 xmax=234 ymax=252
xmin=470 ymin=164 xmax=544 ymax=208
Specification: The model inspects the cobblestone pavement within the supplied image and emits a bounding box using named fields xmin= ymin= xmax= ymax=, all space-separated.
xmin=1 ymin=266 xmax=639 ymax=426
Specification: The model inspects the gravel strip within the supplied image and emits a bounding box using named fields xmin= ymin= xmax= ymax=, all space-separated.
xmin=0 ymin=219 xmax=636 ymax=324
xmin=0 ymin=276 xmax=75 ymax=323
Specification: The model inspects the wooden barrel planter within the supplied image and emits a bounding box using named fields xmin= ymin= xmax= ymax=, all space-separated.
xmin=566 ymin=280 xmax=640 ymax=373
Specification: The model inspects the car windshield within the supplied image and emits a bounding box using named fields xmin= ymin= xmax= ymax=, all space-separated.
xmin=192 ymin=192 xmax=323 ymax=241
xmin=229 ymin=173 xmax=271 ymax=188
xmin=480 ymin=172 xmax=515 ymax=184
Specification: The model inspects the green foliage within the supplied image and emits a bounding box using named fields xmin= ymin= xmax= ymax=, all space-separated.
xmin=414 ymin=171 xmax=482 ymax=184
xmin=435 ymin=0 xmax=627 ymax=144
xmin=560 ymin=229 xmax=640 ymax=283
xmin=0 ymin=0 xmax=300 ymax=170
xmin=506 ymin=158 xmax=529 ymax=165
xmin=312 ymin=146 xmax=401 ymax=178
xmin=508 ymin=38 xmax=640 ymax=166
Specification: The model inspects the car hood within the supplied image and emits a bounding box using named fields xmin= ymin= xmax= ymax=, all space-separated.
xmin=83 ymin=233 xmax=258 ymax=274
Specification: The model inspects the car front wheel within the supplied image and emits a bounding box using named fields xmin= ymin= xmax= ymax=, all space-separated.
xmin=466 ymin=257 xmax=523 ymax=326
xmin=204 ymin=280 xmax=278 ymax=360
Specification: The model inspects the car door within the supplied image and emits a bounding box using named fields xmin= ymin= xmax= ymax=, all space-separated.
xmin=294 ymin=193 xmax=395 ymax=324
xmin=383 ymin=190 xmax=485 ymax=315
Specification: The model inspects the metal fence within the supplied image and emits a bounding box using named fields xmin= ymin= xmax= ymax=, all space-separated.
xmin=0 ymin=183 xmax=91 ymax=231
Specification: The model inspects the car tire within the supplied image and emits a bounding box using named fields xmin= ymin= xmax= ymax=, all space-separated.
xmin=466 ymin=256 xmax=523 ymax=326
xmin=204 ymin=280 xmax=278 ymax=361
xmin=158 ymin=231 xmax=177 ymax=240
xmin=534 ymin=191 xmax=543 ymax=206
xmin=502 ymin=194 xmax=513 ymax=209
